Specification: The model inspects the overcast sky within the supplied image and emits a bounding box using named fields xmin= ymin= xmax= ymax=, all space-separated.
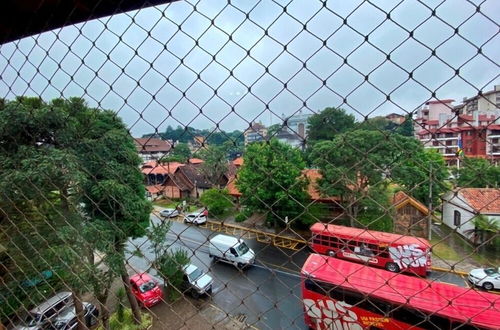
xmin=0 ymin=0 xmax=498 ymax=136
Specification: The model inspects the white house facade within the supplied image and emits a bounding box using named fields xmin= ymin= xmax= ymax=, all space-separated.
xmin=441 ymin=188 xmax=500 ymax=243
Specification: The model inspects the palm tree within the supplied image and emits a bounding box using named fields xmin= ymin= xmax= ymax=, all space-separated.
xmin=464 ymin=215 xmax=499 ymax=245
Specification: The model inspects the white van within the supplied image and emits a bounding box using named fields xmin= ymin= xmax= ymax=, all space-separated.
xmin=209 ymin=234 xmax=255 ymax=268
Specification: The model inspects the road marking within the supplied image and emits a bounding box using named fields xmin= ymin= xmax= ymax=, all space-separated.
xmin=254 ymin=262 xmax=301 ymax=278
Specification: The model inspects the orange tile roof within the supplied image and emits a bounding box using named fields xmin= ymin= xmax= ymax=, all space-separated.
xmin=459 ymin=188 xmax=500 ymax=214
xmin=146 ymin=185 xmax=164 ymax=194
xmin=226 ymin=176 xmax=241 ymax=197
xmin=188 ymin=158 xmax=204 ymax=164
xmin=232 ymin=157 xmax=244 ymax=167
xmin=302 ymin=169 xmax=340 ymax=202
xmin=141 ymin=161 xmax=184 ymax=175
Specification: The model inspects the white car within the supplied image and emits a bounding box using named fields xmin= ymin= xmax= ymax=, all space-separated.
xmin=468 ymin=267 xmax=500 ymax=290
xmin=160 ymin=208 xmax=179 ymax=218
xmin=183 ymin=212 xmax=207 ymax=225
xmin=181 ymin=264 xmax=213 ymax=298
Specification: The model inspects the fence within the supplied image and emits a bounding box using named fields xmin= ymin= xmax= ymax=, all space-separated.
xmin=0 ymin=0 xmax=499 ymax=329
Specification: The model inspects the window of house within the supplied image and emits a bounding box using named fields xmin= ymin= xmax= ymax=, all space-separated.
xmin=453 ymin=210 xmax=461 ymax=227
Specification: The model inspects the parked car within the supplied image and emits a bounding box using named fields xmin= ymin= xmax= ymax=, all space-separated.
xmin=468 ymin=267 xmax=500 ymax=290
xmin=49 ymin=302 xmax=99 ymax=329
xmin=130 ymin=273 xmax=163 ymax=308
xmin=159 ymin=208 xmax=179 ymax=218
xmin=209 ymin=234 xmax=255 ymax=268
xmin=183 ymin=212 xmax=207 ymax=225
xmin=13 ymin=291 xmax=73 ymax=330
xmin=181 ymin=264 xmax=213 ymax=298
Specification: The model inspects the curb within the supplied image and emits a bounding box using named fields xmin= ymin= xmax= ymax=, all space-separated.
xmin=431 ymin=266 xmax=468 ymax=276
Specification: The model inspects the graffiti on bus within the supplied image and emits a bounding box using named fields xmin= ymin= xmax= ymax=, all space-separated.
xmin=304 ymin=298 xmax=363 ymax=330
xmin=388 ymin=244 xmax=426 ymax=269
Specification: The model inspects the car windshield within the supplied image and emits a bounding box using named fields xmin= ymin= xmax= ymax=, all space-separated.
xmin=139 ymin=281 xmax=156 ymax=293
xmin=236 ymin=242 xmax=249 ymax=255
xmin=484 ymin=268 xmax=499 ymax=276
xmin=24 ymin=313 xmax=42 ymax=326
xmin=188 ymin=267 xmax=203 ymax=282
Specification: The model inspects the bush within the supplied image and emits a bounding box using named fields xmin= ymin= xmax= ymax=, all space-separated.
xmin=99 ymin=309 xmax=152 ymax=330
xmin=235 ymin=213 xmax=247 ymax=222
xmin=200 ymin=188 xmax=233 ymax=216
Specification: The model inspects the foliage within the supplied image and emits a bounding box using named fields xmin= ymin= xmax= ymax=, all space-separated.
xmin=356 ymin=185 xmax=393 ymax=231
xmin=234 ymin=208 xmax=253 ymax=223
xmin=197 ymin=146 xmax=229 ymax=187
xmin=464 ymin=215 xmax=500 ymax=245
xmin=311 ymin=130 xmax=447 ymax=227
xmin=200 ymin=189 xmax=233 ymax=216
xmin=147 ymin=125 xmax=244 ymax=147
xmin=236 ymin=139 xmax=309 ymax=229
xmin=457 ymin=157 xmax=500 ymax=188
xmin=168 ymin=142 xmax=191 ymax=162
xmin=156 ymin=249 xmax=190 ymax=300
xmin=0 ymin=97 xmax=151 ymax=324
xmin=395 ymin=115 xmax=414 ymax=136
xmin=100 ymin=309 xmax=152 ymax=330
xmin=116 ymin=287 xmax=126 ymax=322
xmin=307 ymin=107 xmax=356 ymax=142
xmin=392 ymin=148 xmax=449 ymax=206
xmin=357 ymin=116 xmax=398 ymax=132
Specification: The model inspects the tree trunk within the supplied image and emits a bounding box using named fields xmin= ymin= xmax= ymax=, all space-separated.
xmin=97 ymin=295 xmax=110 ymax=330
xmin=73 ymin=291 xmax=87 ymax=330
xmin=120 ymin=266 xmax=142 ymax=325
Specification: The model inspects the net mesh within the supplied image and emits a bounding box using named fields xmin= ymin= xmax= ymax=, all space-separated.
xmin=0 ymin=0 xmax=499 ymax=329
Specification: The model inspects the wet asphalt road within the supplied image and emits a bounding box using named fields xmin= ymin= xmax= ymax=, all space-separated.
xmin=125 ymin=214 xmax=471 ymax=329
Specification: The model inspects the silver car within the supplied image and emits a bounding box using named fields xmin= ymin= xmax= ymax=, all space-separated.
xmin=182 ymin=264 xmax=213 ymax=298
xmin=159 ymin=208 xmax=179 ymax=218
xmin=50 ymin=302 xmax=99 ymax=329
xmin=13 ymin=291 xmax=73 ymax=330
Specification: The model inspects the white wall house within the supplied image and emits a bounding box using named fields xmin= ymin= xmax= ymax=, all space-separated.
xmin=441 ymin=188 xmax=500 ymax=243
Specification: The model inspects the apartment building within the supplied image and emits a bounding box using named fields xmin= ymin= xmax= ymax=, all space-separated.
xmin=244 ymin=121 xmax=267 ymax=145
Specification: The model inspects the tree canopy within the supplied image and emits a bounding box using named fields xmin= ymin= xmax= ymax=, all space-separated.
xmin=236 ymin=139 xmax=310 ymax=230
xmin=0 ymin=97 xmax=151 ymax=325
xmin=310 ymin=130 xmax=447 ymax=228
xmin=457 ymin=157 xmax=500 ymax=188
xmin=307 ymin=107 xmax=356 ymax=142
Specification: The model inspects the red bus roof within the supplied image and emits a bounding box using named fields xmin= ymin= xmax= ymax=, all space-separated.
xmin=302 ymin=254 xmax=500 ymax=329
xmin=310 ymin=223 xmax=430 ymax=248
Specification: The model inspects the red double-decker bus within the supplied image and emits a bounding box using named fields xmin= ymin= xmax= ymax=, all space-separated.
xmin=302 ymin=254 xmax=500 ymax=330
xmin=310 ymin=223 xmax=431 ymax=276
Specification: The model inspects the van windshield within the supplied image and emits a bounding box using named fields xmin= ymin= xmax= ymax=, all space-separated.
xmin=236 ymin=242 xmax=249 ymax=255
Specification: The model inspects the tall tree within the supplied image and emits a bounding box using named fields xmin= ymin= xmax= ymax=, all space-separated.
xmin=457 ymin=157 xmax=500 ymax=188
xmin=198 ymin=146 xmax=228 ymax=188
xmin=0 ymin=97 xmax=151 ymax=327
xmin=311 ymin=130 xmax=447 ymax=228
xmin=236 ymin=139 xmax=309 ymax=231
xmin=307 ymin=107 xmax=356 ymax=142
xmin=395 ymin=115 xmax=415 ymax=137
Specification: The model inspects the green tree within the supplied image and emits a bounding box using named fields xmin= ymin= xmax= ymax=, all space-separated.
xmin=0 ymin=97 xmax=151 ymax=327
xmin=200 ymin=188 xmax=233 ymax=216
xmin=464 ymin=215 xmax=500 ymax=246
xmin=395 ymin=115 xmax=414 ymax=137
xmin=457 ymin=157 xmax=500 ymax=188
xmin=156 ymin=249 xmax=190 ymax=300
xmin=307 ymin=107 xmax=356 ymax=142
xmin=198 ymin=146 xmax=228 ymax=187
xmin=311 ymin=130 xmax=446 ymax=228
xmin=236 ymin=139 xmax=309 ymax=231
xmin=167 ymin=142 xmax=191 ymax=162
xmin=357 ymin=116 xmax=397 ymax=132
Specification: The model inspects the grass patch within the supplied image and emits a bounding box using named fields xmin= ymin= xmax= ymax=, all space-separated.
xmin=153 ymin=200 xmax=180 ymax=208
xmin=430 ymin=238 xmax=461 ymax=262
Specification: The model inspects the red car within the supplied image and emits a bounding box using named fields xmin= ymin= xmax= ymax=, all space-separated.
xmin=129 ymin=273 xmax=164 ymax=308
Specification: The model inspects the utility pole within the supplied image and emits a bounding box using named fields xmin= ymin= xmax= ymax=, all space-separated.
xmin=428 ymin=162 xmax=432 ymax=240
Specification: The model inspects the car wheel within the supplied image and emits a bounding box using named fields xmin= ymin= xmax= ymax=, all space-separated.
xmin=483 ymin=282 xmax=494 ymax=291
xmin=385 ymin=262 xmax=400 ymax=273
xmin=191 ymin=290 xmax=200 ymax=299
xmin=213 ymin=256 xmax=219 ymax=262
xmin=237 ymin=262 xmax=244 ymax=269
xmin=327 ymin=250 xmax=335 ymax=257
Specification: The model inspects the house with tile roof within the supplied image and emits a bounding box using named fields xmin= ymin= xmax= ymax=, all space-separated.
xmin=392 ymin=191 xmax=430 ymax=238
xmin=134 ymin=138 xmax=172 ymax=162
xmin=441 ymin=188 xmax=500 ymax=242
